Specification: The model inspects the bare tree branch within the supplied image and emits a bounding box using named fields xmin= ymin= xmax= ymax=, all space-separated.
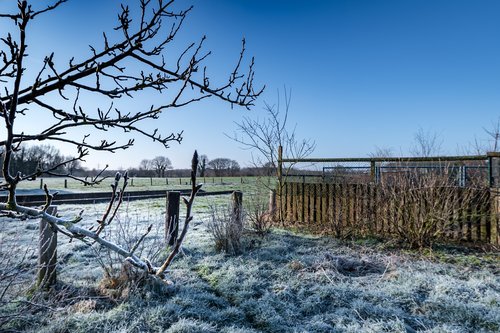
xmin=0 ymin=0 xmax=263 ymax=282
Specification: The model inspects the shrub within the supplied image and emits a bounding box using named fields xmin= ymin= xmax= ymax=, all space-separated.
xmin=378 ymin=168 xmax=489 ymax=248
xmin=206 ymin=204 xmax=243 ymax=255
xmin=245 ymin=189 xmax=272 ymax=236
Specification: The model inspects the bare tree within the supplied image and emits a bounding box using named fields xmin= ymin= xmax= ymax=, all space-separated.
xmin=0 ymin=0 xmax=262 ymax=280
xmin=151 ymin=156 xmax=172 ymax=177
xmin=469 ymin=117 xmax=500 ymax=154
xmin=369 ymin=146 xmax=394 ymax=158
xmin=207 ymin=157 xmax=239 ymax=176
xmin=228 ymin=88 xmax=315 ymax=221
xmin=483 ymin=117 xmax=500 ymax=152
xmin=138 ymin=158 xmax=154 ymax=177
xmin=229 ymin=88 xmax=315 ymax=179
xmin=197 ymin=154 xmax=208 ymax=177
xmin=410 ymin=127 xmax=443 ymax=157
xmin=1 ymin=144 xmax=66 ymax=176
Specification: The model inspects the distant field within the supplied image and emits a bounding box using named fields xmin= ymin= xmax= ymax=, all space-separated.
xmin=4 ymin=176 xmax=276 ymax=195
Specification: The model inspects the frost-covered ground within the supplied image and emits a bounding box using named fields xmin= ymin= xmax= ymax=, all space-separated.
xmin=1 ymin=197 xmax=499 ymax=333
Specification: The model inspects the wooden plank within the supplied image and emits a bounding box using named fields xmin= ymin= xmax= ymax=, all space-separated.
xmin=343 ymin=184 xmax=350 ymax=234
xmin=482 ymin=191 xmax=491 ymax=242
xmin=327 ymin=184 xmax=334 ymax=232
xmin=304 ymin=183 xmax=310 ymax=225
xmin=322 ymin=183 xmax=329 ymax=225
xmin=352 ymin=184 xmax=358 ymax=233
xmin=490 ymin=189 xmax=499 ymax=245
xmin=315 ymin=183 xmax=322 ymax=226
xmin=309 ymin=183 xmax=316 ymax=226
xmin=299 ymin=182 xmax=304 ymax=223
xmin=336 ymin=183 xmax=342 ymax=236
xmin=292 ymin=182 xmax=298 ymax=223
xmin=286 ymin=182 xmax=292 ymax=223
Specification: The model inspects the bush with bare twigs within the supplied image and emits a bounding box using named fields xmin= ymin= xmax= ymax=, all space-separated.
xmin=378 ymin=168 xmax=490 ymax=248
xmin=206 ymin=204 xmax=244 ymax=255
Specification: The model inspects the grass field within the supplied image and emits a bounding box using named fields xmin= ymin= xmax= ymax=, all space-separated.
xmin=0 ymin=195 xmax=499 ymax=333
xmin=8 ymin=176 xmax=274 ymax=193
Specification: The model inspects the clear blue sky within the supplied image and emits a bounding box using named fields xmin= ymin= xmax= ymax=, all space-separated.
xmin=3 ymin=0 xmax=500 ymax=169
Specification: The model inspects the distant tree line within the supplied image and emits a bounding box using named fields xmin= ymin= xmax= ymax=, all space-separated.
xmin=0 ymin=144 xmax=84 ymax=177
xmin=0 ymin=144 xmax=276 ymax=180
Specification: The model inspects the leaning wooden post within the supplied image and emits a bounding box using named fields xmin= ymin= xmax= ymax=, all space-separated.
xmin=488 ymin=152 xmax=500 ymax=245
xmin=165 ymin=191 xmax=181 ymax=246
xmin=38 ymin=206 xmax=57 ymax=289
xmin=232 ymin=191 xmax=243 ymax=228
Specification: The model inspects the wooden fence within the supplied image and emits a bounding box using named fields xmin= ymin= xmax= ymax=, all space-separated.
xmin=276 ymin=149 xmax=500 ymax=245
xmin=278 ymin=181 xmax=498 ymax=245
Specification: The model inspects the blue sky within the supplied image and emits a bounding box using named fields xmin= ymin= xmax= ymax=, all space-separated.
xmin=3 ymin=0 xmax=500 ymax=169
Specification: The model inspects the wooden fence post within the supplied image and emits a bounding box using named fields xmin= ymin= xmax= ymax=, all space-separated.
xmin=39 ymin=178 xmax=43 ymax=189
xmin=269 ymin=189 xmax=277 ymax=219
xmin=370 ymin=160 xmax=376 ymax=183
xmin=165 ymin=191 xmax=180 ymax=246
xmin=232 ymin=191 xmax=243 ymax=228
xmin=38 ymin=206 xmax=57 ymax=289
xmin=488 ymin=152 xmax=500 ymax=245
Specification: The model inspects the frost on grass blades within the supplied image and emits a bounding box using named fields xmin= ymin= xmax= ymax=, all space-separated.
xmin=1 ymin=212 xmax=498 ymax=332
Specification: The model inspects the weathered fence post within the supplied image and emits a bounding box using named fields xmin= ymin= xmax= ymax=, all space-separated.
xmin=488 ymin=152 xmax=500 ymax=245
xmin=370 ymin=160 xmax=376 ymax=183
xmin=150 ymin=177 xmax=153 ymax=186
xmin=269 ymin=189 xmax=277 ymax=220
xmin=232 ymin=191 xmax=243 ymax=228
xmin=131 ymin=178 xmax=134 ymax=186
xmin=179 ymin=178 xmax=182 ymax=185
xmin=38 ymin=206 xmax=57 ymax=289
xmin=64 ymin=179 xmax=68 ymax=189
xmin=39 ymin=178 xmax=43 ymax=189
xmin=165 ymin=191 xmax=180 ymax=246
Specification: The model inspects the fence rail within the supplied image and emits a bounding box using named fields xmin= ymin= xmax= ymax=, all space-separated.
xmin=3 ymin=189 xmax=235 ymax=206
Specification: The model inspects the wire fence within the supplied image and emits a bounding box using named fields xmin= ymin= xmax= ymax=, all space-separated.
xmin=281 ymin=156 xmax=490 ymax=188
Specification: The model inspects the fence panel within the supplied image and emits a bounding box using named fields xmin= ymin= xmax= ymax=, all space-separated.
xmin=280 ymin=181 xmax=494 ymax=244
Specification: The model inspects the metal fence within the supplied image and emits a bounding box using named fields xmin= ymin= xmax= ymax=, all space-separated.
xmin=280 ymin=155 xmax=490 ymax=187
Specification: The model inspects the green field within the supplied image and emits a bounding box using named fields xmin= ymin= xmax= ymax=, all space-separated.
xmin=11 ymin=176 xmax=276 ymax=195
